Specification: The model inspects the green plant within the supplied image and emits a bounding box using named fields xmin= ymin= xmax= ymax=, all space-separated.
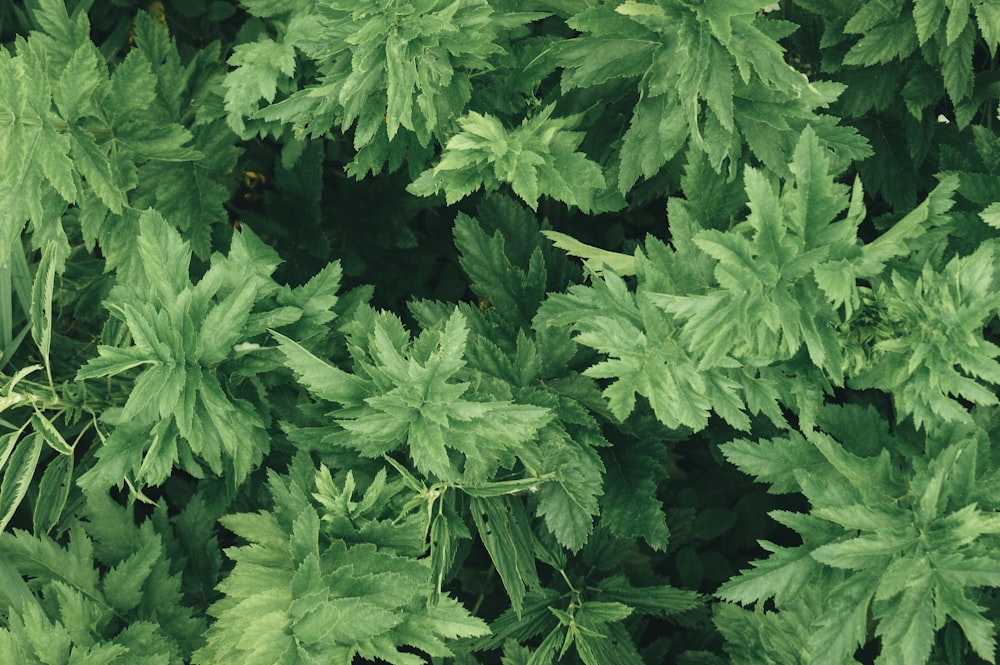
xmin=0 ymin=0 xmax=999 ymax=663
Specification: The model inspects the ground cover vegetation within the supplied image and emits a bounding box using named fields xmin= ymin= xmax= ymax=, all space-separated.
xmin=1 ymin=0 xmax=1000 ymax=662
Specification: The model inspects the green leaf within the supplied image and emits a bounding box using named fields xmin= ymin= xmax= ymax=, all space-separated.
xmin=602 ymin=446 xmax=669 ymax=550
xmin=196 ymin=280 xmax=256 ymax=366
xmin=103 ymin=538 xmax=161 ymax=614
xmin=30 ymin=240 xmax=60 ymax=379
xmin=408 ymin=106 xmax=605 ymax=211
xmin=843 ymin=16 xmax=917 ymax=65
xmin=31 ymin=453 xmax=73 ymax=535
xmin=874 ymin=573 xmax=935 ymax=665
xmin=716 ymin=530 xmax=828 ymax=607
xmin=223 ymin=38 xmax=297 ymax=135
xmin=595 ymin=576 xmax=701 ymax=617
xmin=471 ymin=496 xmax=540 ymax=617
xmin=136 ymin=210 xmax=191 ymax=304
xmin=452 ymin=209 xmax=547 ymax=329
xmin=199 ymin=465 xmax=487 ymax=664
xmin=53 ymin=42 xmax=102 ymax=124
xmin=0 ymin=432 xmax=43 ymax=533
xmin=618 ymin=95 xmax=688 ymax=193
xmin=980 ymin=201 xmax=1000 ymax=228
xmin=941 ymin=22 xmax=975 ymax=104
xmin=977 ymin=2 xmax=1000 ymax=51
xmin=541 ymin=231 xmax=636 ymax=276
xmin=721 ymin=433 xmax=823 ymax=494
xmin=76 ymin=346 xmax=157 ymax=380
xmin=272 ymin=330 xmax=370 ymax=405
xmin=31 ymin=412 xmax=72 ymax=455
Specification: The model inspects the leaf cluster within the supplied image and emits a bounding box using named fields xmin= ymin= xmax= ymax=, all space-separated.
xmin=0 ymin=0 xmax=999 ymax=664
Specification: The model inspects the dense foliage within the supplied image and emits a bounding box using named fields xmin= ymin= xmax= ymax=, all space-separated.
xmin=1 ymin=0 xmax=999 ymax=663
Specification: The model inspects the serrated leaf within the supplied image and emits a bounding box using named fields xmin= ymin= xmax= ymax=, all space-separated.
xmin=715 ymin=541 xmax=818 ymax=606
xmin=75 ymin=346 xmax=157 ymax=380
xmin=31 ymin=412 xmax=72 ymax=455
xmin=136 ymin=210 xmax=191 ymax=304
xmin=977 ymin=3 xmax=1000 ymax=51
xmin=114 ymin=121 xmax=200 ymax=162
xmin=0 ymin=432 xmax=43 ymax=533
xmin=844 ymin=17 xmax=917 ymax=65
xmin=103 ymin=538 xmax=161 ymax=614
xmin=53 ymin=42 xmax=102 ymax=124
xmin=196 ymin=280 xmax=256 ymax=366
xmin=596 ymin=576 xmax=701 ymax=617
xmin=875 ymin=574 xmax=935 ymax=665
xmin=30 ymin=240 xmax=59 ymax=378
xmin=408 ymin=107 xmax=605 ymax=211
xmin=980 ymin=201 xmax=1000 ymax=228
xmin=811 ymin=532 xmax=916 ymax=570
xmin=31 ymin=454 xmax=73 ymax=535
xmin=70 ymin=128 xmax=127 ymax=213
xmin=602 ymin=447 xmax=668 ymax=550
xmin=618 ymin=96 xmax=687 ymax=194
xmin=914 ymin=0 xmax=947 ymax=44
xmin=272 ymin=330 xmax=370 ymax=405
xmin=941 ymin=22 xmax=975 ymax=104
xmin=556 ymin=37 xmax=656 ymax=91
xmin=223 ymin=39 xmax=297 ymax=134
xmin=720 ymin=433 xmax=823 ymax=494
xmin=536 ymin=480 xmax=595 ymax=553
xmin=471 ymin=496 xmax=540 ymax=617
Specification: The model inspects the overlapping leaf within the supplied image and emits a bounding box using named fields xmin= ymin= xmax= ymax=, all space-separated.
xmin=719 ymin=411 xmax=1000 ymax=664
xmin=195 ymin=462 xmax=489 ymax=664
xmin=408 ymin=106 xmax=605 ymax=211
xmin=276 ymin=309 xmax=551 ymax=483
xmin=75 ymin=212 xmax=278 ymax=489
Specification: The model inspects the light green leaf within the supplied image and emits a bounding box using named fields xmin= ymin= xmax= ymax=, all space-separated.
xmin=196 ymin=280 xmax=256 ymax=366
xmin=53 ymin=42 xmax=102 ymax=124
xmin=30 ymin=240 xmax=60 ymax=379
xmin=408 ymin=107 xmax=605 ymax=211
xmin=0 ymin=432 xmax=43 ymax=533
xmin=271 ymin=330 xmax=370 ymax=405
xmin=76 ymin=346 xmax=157 ymax=380
xmin=31 ymin=412 xmax=73 ymax=455
xmin=136 ymin=210 xmax=191 ymax=304
xmin=980 ymin=201 xmax=1000 ymax=228
xmin=541 ymin=231 xmax=636 ymax=276
xmin=977 ymin=2 xmax=1000 ymax=50
xmin=716 ymin=541 xmax=819 ymax=606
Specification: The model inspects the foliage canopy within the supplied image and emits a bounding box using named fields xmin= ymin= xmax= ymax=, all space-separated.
xmin=0 ymin=0 xmax=999 ymax=663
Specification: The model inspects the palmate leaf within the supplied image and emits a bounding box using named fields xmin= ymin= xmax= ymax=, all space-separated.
xmin=282 ymin=309 xmax=551 ymax=483
xmin=0 ymin=491 xmax=204 ymax=663
xmin=76 ymin=215 xmax=274 ymax=489
xmin=228 ymin=0 xmax=522 ymax=175
xmin=537 ymin=267 xmax=750 ymax=432
xmin=556 ymin=0 xmax=865 ymax=189
xmin=195 ymin=464 xmax=488 ymax=665
xmin=661 ymin=127 xmax=874 ymax=380
xmin=720 ymin=410 xmax=1000 ymax=663
xmin=409 ymin=105 xmax=605 ymax=211
xmin=853 ymin=240 xmax=1000 ymax=430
